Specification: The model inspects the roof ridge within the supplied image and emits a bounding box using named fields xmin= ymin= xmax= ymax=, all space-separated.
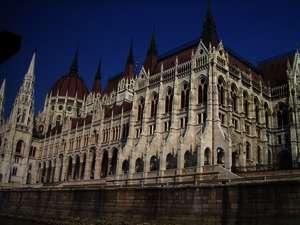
xmin=258 ymin=50 xmax=296 ymax=65
xmin=158 ymin=38 xmax=199 ymax=60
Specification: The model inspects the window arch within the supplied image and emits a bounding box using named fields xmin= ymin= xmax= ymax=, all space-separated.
xmin=135 ymin=158 xmax=144 ymax=173
xmin=184 ymin=151 xmax=196 ymax=168
xmin=267 ymin=150 xmax=272 ymax=165
xmin=16 ymin=140 xmax=24 ymax=155
xmin=166 ymin=153 xmax=177 ymax=169
xmin=181 ymin=83 xmax=190 ymax=109
xmin=217 ymin=148 xmax=225 ymax=164
xmin=122 ymin=160 xmax=129 ymax=174
xmin=165 ymin=88 xmax=173 ymax=113
xmin=218 ymin=77 xmax=225 ymax=106
xmin=277 ymin=111 xmax=283 ymax=128
xmin=243 ymin=91 xmax=249 ymax=118
xmin=204 ymin=148 xmax=211 ymax=165
xmin=150 ymin=155 xmax=159 ymax=171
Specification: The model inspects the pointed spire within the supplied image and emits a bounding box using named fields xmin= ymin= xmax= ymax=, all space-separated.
xmin=148 ymin=31 xmax=158 ymax=56
xmin=69 ymin=49 xmax=78 ymax=75
xmin=0 ymin=79 xmax=5 ymax=124
xmin=144 ymin=31 xmax=158 ymax=74
xmin=95 ymin=59 xmax=101 ymax=80
xmin=123 ymin=41 xmax=135 ymax=78
xmin=127 ymin=40 xmax=134 ymax=65
xmin=201 ymin=0 xmax=219 ymax=47
xmin=27 ymin=51 xmax=36 ymax=75
xmin=92 ymin=59 xmax=102 ymax=94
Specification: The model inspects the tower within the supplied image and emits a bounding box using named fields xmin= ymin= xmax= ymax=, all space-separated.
xmin=1 ymin=52 xmax=36 ymax=184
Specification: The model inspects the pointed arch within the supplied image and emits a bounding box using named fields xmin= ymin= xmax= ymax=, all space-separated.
xmin=101 ymin=150 xmax=109 ymax=178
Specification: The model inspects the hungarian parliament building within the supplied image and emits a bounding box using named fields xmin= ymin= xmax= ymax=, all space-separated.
xmin=0 ymin=4 xmax=300 ymax=185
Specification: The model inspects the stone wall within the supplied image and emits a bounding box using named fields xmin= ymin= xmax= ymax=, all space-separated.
xmin=0 ymin=180 xmax=300 ymax=225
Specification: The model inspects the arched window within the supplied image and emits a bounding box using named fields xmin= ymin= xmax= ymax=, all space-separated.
xmin=166 ymin=153 xmax=177 ymax=169
xmin=67 ymin=156 xmax=73 ymax=181
xmin=110 ymin=148 xmax=118 ymax=175
xmin=264 ymin=103 xmax=269 ymax=128
xmin=150 ymin=93 xmax=158 ymax=118
xmin=218 ymin=77 xmax=225 ymax=106
xmin=15 ymin=140 xmax=24 ymax=154
xmin=56 ymin=115 xmax=61 ymax=126
xmin=101 ymin=150 xmax=108 ymax=178
xmin=90 ymin=150 xmax=96 ymax=179
xmin=204 ymin=148 xmax=211 ymax=165
xmin=137 ymin=97 xmax=145 ymax=121
xmin=184 ymin=151 xmax=196 ymax=168
xmin=74 ymin=155 xmax=80 ymax=180
xmin=181 ymin=83 xmax=190 ymax=109
xmin=198 ymin=84 xmax=203 ymax=104
xmin=217 ymin=148 xmax=225 ymax=164
xmin=165 ymin=88 xmax=173 ymax=113
xmin=231 ymin=84 xmax=238 ymax=113
xmin=254 ymin=97 xmax=260 ymax=123
xmin=135 ymin=158 xmax=144 ymax=173
xmin=243 ymin=92 xmax=249 ymax=118
xmin=268 ymin=150 xmax=272 ymax=165
xmin=150 ymin=155 xmax=159 ymax=171
xmin=257 ymin=146 xmax=261 ymax=164
xmin=122 ymin=160 xmax=129 ymax=174
xmin=246 ymin=142 xmax=251 ymax=160
xmin=277 ymin=111 xmax=283 ymax=128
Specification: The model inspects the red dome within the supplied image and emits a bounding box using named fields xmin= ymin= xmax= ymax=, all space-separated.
xmin=50 ymin=74 xmax=89 ymax=100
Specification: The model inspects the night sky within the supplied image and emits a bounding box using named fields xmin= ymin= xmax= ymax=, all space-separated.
xmin=0 ymin=0 xmax=299 ymax=117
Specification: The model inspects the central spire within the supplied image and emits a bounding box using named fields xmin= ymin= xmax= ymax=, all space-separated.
xmin=201 ymin=0 xmax=219 ymax=47
xmin=69 ymin=49 xmax=78 ymax=75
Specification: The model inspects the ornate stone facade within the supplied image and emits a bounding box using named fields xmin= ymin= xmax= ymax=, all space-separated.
xmin=1 ymin=5 xmax=300 ymax=185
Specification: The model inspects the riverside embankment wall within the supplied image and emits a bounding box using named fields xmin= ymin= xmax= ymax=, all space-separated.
xmin=0 ymin=180 xmax=300 ymax=225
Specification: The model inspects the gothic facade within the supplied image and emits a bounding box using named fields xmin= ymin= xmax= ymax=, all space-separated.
xmin=1 ymin=5 xmax=300 ymax=185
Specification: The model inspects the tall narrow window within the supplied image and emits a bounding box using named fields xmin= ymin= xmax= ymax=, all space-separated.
xmin=181 ymin=83 xmax=190 ymax=109
xmin=243 ymin=92 xmax=249 ymax=118
xmin=218 ymin=77 xmax=225 ymax=106
xmin=137 ymin=97 xmax=145 ymax=121
xmin=150 ymin=93 xmax=158 ymax=118
xmin=231 ymin=84 xmax=238 ymax=113
xmin=254 ymin=98 xmax=260 ymax=124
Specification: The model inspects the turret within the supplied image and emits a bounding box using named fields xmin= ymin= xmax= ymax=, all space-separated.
xmin=10 ymin=51 xmax=35 ymax=129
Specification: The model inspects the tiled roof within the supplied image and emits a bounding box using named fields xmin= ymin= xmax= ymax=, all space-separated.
xmin=258 ymin=50 xmax=296 ymax=87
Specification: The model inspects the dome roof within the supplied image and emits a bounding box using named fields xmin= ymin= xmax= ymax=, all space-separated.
xmin=50 ymin=50 xmax=89 ymax=100
xmin=50 ymin=74 xmax=89 ymax=100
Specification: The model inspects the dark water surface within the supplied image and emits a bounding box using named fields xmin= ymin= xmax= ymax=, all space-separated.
xmin=0 ymin=216 xmax=51 ymax=225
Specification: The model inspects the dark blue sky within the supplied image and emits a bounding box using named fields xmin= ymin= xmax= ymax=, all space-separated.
xmin=0 ymin=0 xmax=299 ymax=116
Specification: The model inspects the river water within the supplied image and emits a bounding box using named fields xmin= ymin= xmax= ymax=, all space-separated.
xmin=0 ymin=216 xmax=51 ymax=225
